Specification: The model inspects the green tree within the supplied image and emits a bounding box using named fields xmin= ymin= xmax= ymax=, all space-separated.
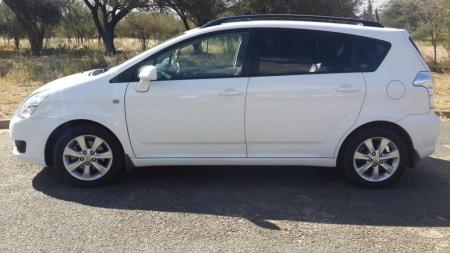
xmin=119 ymin=12 xmax=183 ymax=50
xmin=0 ymin=3 xmax=26 ymax=49
xmin=230 ymin=0 xmax=361 ymax=17
xmin=82 ymin=0 xmax=149 ymax=56
xmin=412 ymin=0 xmax=450 ymax=64
xmin=155 ymin=0 xmax=226 ymax=29
xmin=362 ymin=0 xmax=375 ymax=21
xmin=3 ymin=0 xmax=62 ymax=56
xmin=381 ymin=0 xmax=420 ymax=30
xmin=58 ymin=0 xmax=96 ymax=45
xmin=381 ymin=0 xmax=450 ymax=64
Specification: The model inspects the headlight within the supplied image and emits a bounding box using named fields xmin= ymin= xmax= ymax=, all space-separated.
xmin=17 ymin=91 xmax=50 ymax=118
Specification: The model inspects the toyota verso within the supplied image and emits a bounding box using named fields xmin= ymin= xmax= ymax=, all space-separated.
xmin=9 ymin=15 xmax=441 ymax=187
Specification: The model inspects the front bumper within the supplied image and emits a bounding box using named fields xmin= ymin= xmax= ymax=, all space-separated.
xmin=9 ymin=116 xmax=63 ymax=166
xmin=397 ymin=111 xmax=441 ymax=159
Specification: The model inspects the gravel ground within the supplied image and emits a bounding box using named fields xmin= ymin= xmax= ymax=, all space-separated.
xmin=0 ymin=119 xmax=449 ymax=253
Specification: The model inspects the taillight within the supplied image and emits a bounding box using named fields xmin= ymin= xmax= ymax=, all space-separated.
xmin=413 ymin=71 xmax=434 ymax=109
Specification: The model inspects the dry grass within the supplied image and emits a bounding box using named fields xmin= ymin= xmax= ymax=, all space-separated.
xmin=434 ymin=73 xmax=450 ymax=112
xmin=0 ymin=38 xmax=449 ymax=119
xmin=417 ymin=42 xmax=449 ymax=65
xmin=0 ymin=38 xmax=153 ymax=118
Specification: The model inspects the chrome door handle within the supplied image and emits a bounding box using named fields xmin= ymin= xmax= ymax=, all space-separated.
xmin=335 ymin=85 xmax=361 ymax=93
xmin=219 ymin=88 xmax=245 ymax=96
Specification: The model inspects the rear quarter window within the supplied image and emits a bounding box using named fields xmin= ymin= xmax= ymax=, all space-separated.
xmin=358 ymin=38 xmax=391 ymax=72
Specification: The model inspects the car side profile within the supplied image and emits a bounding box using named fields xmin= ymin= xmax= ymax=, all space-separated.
xmin=9 ymin=15 xmax=440 ymax=187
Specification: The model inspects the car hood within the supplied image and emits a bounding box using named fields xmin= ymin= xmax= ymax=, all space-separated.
xmin=34 ymin=69 xmax=109 ymax=95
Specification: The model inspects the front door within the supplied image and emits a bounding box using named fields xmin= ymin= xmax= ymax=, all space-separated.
xmin=125 ymin=31 xmax=250 ymax=158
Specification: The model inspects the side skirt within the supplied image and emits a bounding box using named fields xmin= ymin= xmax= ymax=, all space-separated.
xmin=130 ymin=157 xmax=336 ymax=168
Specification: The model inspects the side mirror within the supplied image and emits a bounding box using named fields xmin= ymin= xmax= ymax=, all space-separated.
xmin=136 ymin=65 xmax=157 ymax=92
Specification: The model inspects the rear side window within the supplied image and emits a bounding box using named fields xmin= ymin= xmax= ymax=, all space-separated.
xmin=254 ymin=29 xmax=391 ymax=76
xmin=358 ymin=37 xmax=391 ymax=72
xmin=255 ymin=29 xmax=359 ymax=76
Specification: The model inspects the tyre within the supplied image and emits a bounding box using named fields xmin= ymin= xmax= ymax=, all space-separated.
xmin=340 ymin=128 xmax=408 ymax=188
xmin=53 ymin=124 xmax=124 ymax=187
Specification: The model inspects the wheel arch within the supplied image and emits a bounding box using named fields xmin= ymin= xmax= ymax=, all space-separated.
xmin=44 ymin=119 xmax=125 ymax=167
xmin=337 ymin=121 xmax=417 ymax=168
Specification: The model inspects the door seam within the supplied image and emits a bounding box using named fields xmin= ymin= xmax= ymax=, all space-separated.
xmin=124 ymin=82 xmax=137 ymax=158
xmin=244 ymin=77 xmax=250 ymax=157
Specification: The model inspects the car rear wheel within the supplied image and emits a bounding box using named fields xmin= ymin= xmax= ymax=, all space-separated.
xmin=53 ymin=125 xmax=124 ymax=187
xmin=341 ymin=128 xmax=408 ymax=188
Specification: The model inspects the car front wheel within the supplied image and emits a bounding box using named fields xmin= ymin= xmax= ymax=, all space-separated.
xmin=53 ymin=125 xmax=124 ymax=186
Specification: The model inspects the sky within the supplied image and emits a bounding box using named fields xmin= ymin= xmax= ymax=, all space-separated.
xmin=373 ymin=0 xmax=389 ymax=8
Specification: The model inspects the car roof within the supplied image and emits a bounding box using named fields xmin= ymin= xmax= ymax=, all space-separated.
xmin=195 ymin=20 xmax=403 ymax=36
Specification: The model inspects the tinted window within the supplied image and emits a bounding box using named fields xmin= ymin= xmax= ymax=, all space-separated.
xmin=359 ymin=37 xmax=391 ymax=72
xmin=255 ymin=30 xmax=359 ymax=76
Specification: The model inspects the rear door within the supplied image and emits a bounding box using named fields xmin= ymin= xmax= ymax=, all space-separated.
xmin=245 ymin=29 xmax=367 ymax=158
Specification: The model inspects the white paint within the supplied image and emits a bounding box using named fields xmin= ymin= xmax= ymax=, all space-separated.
xmin=386 ymin=80 xmax=406 ymax=100
xmin=9 ymin=19 xmax=441 ymax=172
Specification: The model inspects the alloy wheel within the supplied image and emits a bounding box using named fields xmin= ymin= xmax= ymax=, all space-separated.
xmin=62 ymin=135 xmax=114 ymax=181
xmin=352 ymin=137 xmax=400 ymax=182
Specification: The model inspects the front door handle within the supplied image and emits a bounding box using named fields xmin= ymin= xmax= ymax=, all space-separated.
xmin=219 ymin=88 xmax=245 ymax=96
xmin=335 ymin=85 xmax=361 ymax=93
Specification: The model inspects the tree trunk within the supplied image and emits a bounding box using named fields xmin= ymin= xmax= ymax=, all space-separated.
xmin=28 ymin=30 xmax=44 ymax=56
xmin=431 ymin=24 xmax=437 ymax=64
xmin=192 ymin=42 xmax=202 ymax=54
xmin=102 ymin=25 xmax=117 ymax=56
xmin=140 ymin=38 xmax=147 ymax=51
xmin=181 ymin=17 xmax=190 ymax=30
xmin=13 ymin=36 xmax=20 ymax=50
xmin=173 ymin=8 xmax=190 ymax=30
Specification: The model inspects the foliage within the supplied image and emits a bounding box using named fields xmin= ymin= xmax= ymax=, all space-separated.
xmin=82 ymin=0 xmax=150 ymax=56
xmin=56 ymin=0 xmax=97 ymax=44
xmin=381 ymin=0 xmax=450 ymax=64
xmin=154 ymin=0 xmax=226 ymax=29
xmin=380 ymin=0 xmax=419 ymax=29
xmin=118 ymin=13 xmax=184 ymax=50
xmin=411 ymin=0 xmax=450 ymax=64
xmin=361 ymin=0 xmax=375 ymax=21
xmin=3 ymin=0 xmax=63 ymax=56
xmin=230 ymin=0 xmax=361 ymax=17
xmin=0 ymin=3 xmax=26 ymax=49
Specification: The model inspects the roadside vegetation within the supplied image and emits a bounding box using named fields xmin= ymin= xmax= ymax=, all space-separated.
xmin=0 ymin=0 xmax=449 ymax=118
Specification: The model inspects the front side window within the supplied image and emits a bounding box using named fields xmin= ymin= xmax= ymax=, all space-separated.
xmin=255 ymin=30 xmax=359 ymax=76
xmin=111 ymin=31 xmax=250 ymax=83
xmin=150 ymin=32 xmax=249 ymax=80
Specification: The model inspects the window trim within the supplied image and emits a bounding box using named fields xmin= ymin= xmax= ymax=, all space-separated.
xmin=248 ymin=28 xmax=391 ymax=78
xmin=110 ymin=29 xmax=254 ymax=83
xmin=110 ymin=27 xmax=392 ymax=82
xmin=408 ymin=36 xmax=425 ymax=60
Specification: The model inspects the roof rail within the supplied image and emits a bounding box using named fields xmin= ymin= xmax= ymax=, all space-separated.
xmin=201 ymin=14 xmax=384 ymax=28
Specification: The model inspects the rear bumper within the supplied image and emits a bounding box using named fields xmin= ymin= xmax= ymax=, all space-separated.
xmin=397 ymin=111 xmax=441 ymax=159
xmin=9 ymin=116 xmax=63 ymax=166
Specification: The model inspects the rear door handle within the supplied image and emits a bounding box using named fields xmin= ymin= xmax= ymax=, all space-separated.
xmin=219 ymin=88 xmax=245 ymax=96
xmin=335 ymin=85 xmax=361 ymax=93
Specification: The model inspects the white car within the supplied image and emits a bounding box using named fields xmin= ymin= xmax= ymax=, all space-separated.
xmin=9 ymin=15 xmax=440 ymax=187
